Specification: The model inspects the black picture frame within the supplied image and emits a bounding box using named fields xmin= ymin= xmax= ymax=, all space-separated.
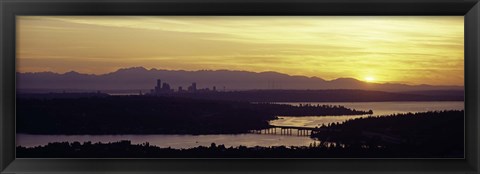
xmin=1 ymin=0 xmax=479 ymax=173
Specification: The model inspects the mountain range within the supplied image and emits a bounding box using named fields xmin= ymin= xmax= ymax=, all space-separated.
xmin=17 ymin=67 xmax=463 ymax=93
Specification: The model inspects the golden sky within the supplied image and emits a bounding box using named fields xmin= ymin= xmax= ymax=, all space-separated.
xmin=17 ymin=16 xmax=464 ymax=86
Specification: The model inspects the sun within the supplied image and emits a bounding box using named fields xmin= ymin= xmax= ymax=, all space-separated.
xmin=365 ymin=76 xmax=376 ymax=83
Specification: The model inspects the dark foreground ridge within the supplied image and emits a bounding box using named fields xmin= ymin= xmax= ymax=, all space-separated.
xmin=17 ymin=110 xmax=464 ymax=158
xmin=14 ymin=140 xmax=454 ymax=158
xmin=17 ymin=95 xmax=370 ymax=135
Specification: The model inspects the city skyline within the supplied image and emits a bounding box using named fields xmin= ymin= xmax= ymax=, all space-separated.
xmin=17 ymin=16 xmax=464 ymax=86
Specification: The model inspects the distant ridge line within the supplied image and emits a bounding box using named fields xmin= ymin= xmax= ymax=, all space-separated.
xmin=17 ymin=67 xmax=464 ymax=92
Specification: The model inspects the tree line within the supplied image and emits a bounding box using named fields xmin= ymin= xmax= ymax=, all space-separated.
xmin=311 ymin=110 xmax=464 ymax=157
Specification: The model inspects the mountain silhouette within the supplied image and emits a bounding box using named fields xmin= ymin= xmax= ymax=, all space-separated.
xmin=17 ymin=67 xmax=463 ymax=92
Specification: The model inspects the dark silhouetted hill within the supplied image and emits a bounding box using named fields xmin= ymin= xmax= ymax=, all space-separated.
xmin=311 ymin=110 xmax=464 ymax=157
xmin=16 ymin=96 xmax=370 ymax=135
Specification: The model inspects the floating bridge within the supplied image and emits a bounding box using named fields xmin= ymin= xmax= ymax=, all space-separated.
xmin=249 ymin=126 xmax=334 ymax=136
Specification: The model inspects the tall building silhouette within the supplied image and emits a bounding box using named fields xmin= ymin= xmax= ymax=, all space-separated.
xmin=188 ymin=82 xmax=197 ymax=93
xmin=151 ymin=79 xmax=173 ymax=94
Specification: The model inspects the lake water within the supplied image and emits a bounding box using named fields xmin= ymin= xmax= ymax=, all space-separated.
xmin=271 ymin=101 xmax=464 ymax=128
xmin=16 ymin=101 xmax=463 ymax=148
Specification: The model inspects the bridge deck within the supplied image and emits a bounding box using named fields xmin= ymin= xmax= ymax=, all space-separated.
xmin=270 ymin=125 xmax=324 ymax=131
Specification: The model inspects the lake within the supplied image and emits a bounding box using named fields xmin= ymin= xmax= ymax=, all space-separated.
xmin=16 ymin=101 xmax=464 ymax=148
xmin=271 ymin=101 xmax=464 ymax=128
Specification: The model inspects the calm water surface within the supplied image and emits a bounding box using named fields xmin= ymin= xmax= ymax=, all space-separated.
xmin=271 ymin=101 xmax=464 ymax=128
xmin=17 ymin=133 xmax=320 ymax=148
xmin=16 ymin=101 xmax=463 ymax=148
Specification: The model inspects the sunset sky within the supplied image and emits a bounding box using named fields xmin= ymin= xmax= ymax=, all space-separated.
xmin=17 ymin=16 xmax=464 ymax=86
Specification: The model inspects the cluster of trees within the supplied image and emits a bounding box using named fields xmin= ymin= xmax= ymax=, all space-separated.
xmin=17 ymin=96 xmax=273 ymax=135
xmin=255 ymin=103 xmax=373 ymax=116
xmin=16 ymin=137 xmax=460 ymax=158
xmin=17 ymin=96 xmax=369 ymax=135
xmin=311 ymin=110 xmax=464 ymax=157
